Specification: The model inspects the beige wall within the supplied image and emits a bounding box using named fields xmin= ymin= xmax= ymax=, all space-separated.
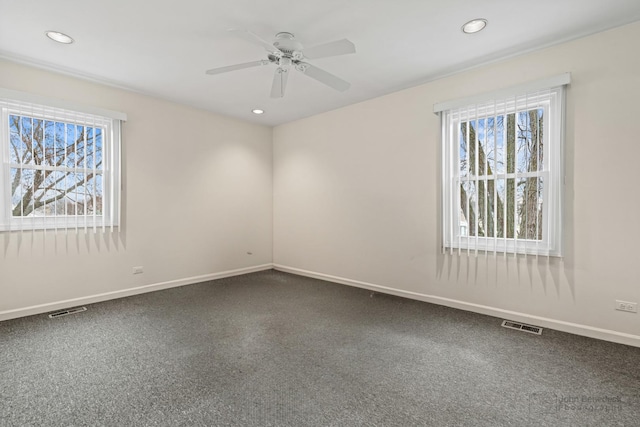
xmin=273 ymin=22 xmax=640 ymax=345
xmin=0 ymin=60 xmax=273 ymax=316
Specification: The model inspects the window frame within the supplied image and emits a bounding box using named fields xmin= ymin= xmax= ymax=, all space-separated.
xmin=438 ymin=78 xmax=567 ymax=257
xmin=0 ymin=89 xmax=125 ymax=232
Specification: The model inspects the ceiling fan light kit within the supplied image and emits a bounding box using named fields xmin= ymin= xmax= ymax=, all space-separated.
xmin=206 ymin=30 xmax=356 ymax=98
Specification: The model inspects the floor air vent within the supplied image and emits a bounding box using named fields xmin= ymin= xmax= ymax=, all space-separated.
xmin=501 ymin=320 xmax=543 ymax=335
xmin=48 ymin=306 xmax=87 ymax=319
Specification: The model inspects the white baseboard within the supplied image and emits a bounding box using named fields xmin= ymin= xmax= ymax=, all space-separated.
xmin=0 ymin=264 xmax=273 ymax=322
xmin=6 ymin=262 xmax=639 ymax=348
xmin=273 ymin=264 xmax=640 ymax=348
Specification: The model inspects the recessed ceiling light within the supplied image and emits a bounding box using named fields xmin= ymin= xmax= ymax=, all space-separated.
xmin=45 ymin=31 xmax=74 ymax=44
xmin=252 ymin=109 xmax=265 ymax=115
xmin=462 ymin=19 xmax=487 ymax=34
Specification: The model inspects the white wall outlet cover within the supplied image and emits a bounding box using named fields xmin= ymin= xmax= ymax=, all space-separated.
xmin=615 ymin=300 xmax=637 ymax=313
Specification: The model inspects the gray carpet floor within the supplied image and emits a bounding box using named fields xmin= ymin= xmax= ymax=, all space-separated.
xmin=1 ymin=270 xmax=639 ymax=426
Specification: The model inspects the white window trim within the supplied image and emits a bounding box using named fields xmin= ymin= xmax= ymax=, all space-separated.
xmin=437 ymin=74 xmax=569 ymax=257
xmin=0 ymin=88 xmax=126 ymax=233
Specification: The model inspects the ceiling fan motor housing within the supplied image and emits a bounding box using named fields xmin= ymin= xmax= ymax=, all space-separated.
xmin=273 ymin=32 xmax=303 ymax=56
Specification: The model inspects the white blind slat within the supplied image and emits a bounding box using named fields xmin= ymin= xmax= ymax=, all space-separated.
xmin=502 ymin=97 xmax=508 ymax=257
xmin=450 ymin=109 xmax=455 ymax=256
xmin=465 ymin=114 xmax=470 ymax=257
xmin=74 ymin=111 xmax=79 ymax=234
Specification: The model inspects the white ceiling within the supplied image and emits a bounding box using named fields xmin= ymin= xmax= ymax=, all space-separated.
xmin=2 ymin=0 xmax=640 ymax=126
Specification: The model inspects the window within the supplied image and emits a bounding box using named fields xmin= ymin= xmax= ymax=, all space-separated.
xmin=0 ymin=89 xmax=126 ymax=232
xmin=436 ymin=74 xmax=569 ymax=256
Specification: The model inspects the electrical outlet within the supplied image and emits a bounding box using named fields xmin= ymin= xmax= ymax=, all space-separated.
xmin=615 ymin=300 xmax=637 ymax=313
xmin=133 ymin=266 xmax=144 ymax=275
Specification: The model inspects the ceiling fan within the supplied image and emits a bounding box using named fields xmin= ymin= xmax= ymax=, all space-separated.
xmin=205 ymin=30 xmax=356 ymax=98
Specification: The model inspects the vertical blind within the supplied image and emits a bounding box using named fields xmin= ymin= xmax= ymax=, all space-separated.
xmin=435 ymin=74 xmax=569 ymax=257
xmin=0 ymin=89 xmax=126 ymax=233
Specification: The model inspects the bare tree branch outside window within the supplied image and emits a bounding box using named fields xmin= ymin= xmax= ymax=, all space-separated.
xmin=9 ymin=114 xmax=104 ymax=218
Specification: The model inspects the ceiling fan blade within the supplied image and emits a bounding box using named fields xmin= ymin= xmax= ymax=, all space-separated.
xmin=298 ymin=63 xmax=350 ymax=92
xmin=228 ymin=29 xmax=277 ymax=52
xmin=205 ymin=60 xmax=268 ymax=75
xmin=270 ymin=68 xmax=289 ymax=98
xmin=303 ymin=39 xmax=355 ymax=59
